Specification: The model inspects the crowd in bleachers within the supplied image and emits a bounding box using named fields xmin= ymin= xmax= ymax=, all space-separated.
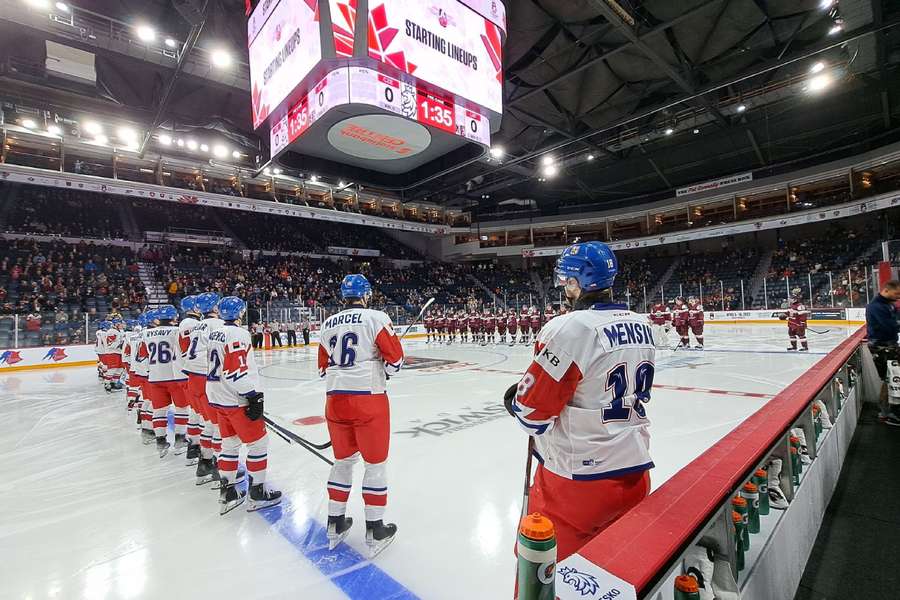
xmin=3 ymin=184 xmax=126 ymax=239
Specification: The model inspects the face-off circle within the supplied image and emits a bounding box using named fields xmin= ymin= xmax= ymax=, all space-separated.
xmin=327 ymin=114 xmax=432 ymax=161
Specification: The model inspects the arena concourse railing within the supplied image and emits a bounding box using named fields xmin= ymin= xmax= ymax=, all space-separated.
xmin=554 ymin=327 xmax=869 ymax=600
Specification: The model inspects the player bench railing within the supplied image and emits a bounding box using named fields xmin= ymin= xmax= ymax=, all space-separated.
xmin=556 ymin=327 xmax=868 ymax=600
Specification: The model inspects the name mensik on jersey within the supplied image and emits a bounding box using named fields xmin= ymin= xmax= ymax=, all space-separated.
xmin=602 ymin=322 xmax=655 ymax=347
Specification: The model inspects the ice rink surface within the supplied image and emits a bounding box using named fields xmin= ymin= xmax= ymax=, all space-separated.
xmin=0 ymin=324 xmax=860 ymax=600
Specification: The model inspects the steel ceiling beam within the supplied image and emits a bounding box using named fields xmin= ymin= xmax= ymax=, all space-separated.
xmin=507 ymin=0 xmax=725 ymax=107
xmin=138 ymin=2 xmax=209 ymax=156
xmin=586 ymin=0 xmax=730 ymax=127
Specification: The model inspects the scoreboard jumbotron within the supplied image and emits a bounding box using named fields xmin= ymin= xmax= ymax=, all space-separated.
xmin=248 ymin=0 xmax=506 ymax=187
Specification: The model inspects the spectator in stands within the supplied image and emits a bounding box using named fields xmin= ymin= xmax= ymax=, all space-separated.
xmin=26 ymin=312 xmax=41 ymax=332
xmin=866 ymin=279 xmax=900 ymax=426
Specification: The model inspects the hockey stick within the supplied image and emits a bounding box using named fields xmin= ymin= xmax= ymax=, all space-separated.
xmin=264 ymin=412 xmax=333 ymax=449
xmin=263 ymin=417 xmax=334 ymax=466
xmin=807 ymin=327 xmax=831 ymax=335
xmin=400 ymin=297 xmax=436 ymax=340
xmin=519 ymin=436 xmax=535 ymax=519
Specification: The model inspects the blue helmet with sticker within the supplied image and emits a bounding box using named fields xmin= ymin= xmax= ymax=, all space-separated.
xmin=217 ymin=296 xmax=247 ymax=321
xmin=180 ymin=295 xmax=199 ymax=315
xmin=98 ymin=320 xmax=111 ymax=331
xmin=126 ymin=319 xmax=139 ymax=330
xmin=340 ymin=274 xmax=372 ymax=301
xmin=195 ymin=292 xmax=221 ymax=315
xmin=554 ymin=241 xmax=618 ymax=292
xmin=156 ymin=304 xmax=178 ymax=322
xmin=138 ymin=312 xmax=152 ymax=328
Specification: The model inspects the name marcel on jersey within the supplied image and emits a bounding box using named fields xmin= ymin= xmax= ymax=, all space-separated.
xmin=323 ymin=312 xmax=363 ymax=329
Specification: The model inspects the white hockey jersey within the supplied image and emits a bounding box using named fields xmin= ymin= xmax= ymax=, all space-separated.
xmin=122 ymin=330 xmax=141 ymax=369
xmin=206 ymin=324 xmax=259 ymax=409
xmin=142 ymin=325 xmax=187 ymax=383
xmin=103 ymin=329 xmax=124 ymax=357
xmin=177 ymin=316 xmax=201 ymax=376
xmin=317 ymin=308 xmax=404 ymax=395
xmin=512 ymin=303 xmax=655 ymax=480
xmin=183 ymin=317 xmax=224 ymax=377
xmin=133 ymin=328 xmax=150 ymax=379
xmin=95 ymin=329 xmax=104 ymax=355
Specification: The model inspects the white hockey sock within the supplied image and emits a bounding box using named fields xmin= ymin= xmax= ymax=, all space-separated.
xmin=152 ymin=407 xmax=168 ymax=438
xmin=246 ymin=435 xmax=269 ymax=484
xmin=217 ymin=435 xmax=241 ymax=483
xmin=327 ymin=453 xmax=359 ymax=517
xmin=187 ymin=409 xmax=202 ymax=444
xmin=200 ymin=418 xmax=214 ymax=459
xmin=362 ymin=460 xmax=388 ymax=522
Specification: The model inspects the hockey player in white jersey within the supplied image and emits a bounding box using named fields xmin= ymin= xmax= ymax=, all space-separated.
xmin=317 ymin=274 xmax=404 ymax=556
xmin=205 ymin=296 xmax=281 ymax=515
xmin=133 ymin=312 xmax=155 ymax=444
xmin=185 ymin=292 xmax=227 ymax=486
xmin=122 ymin=319 xmax=143 ymax=415
xmin=142 ymin=304 xmax=190 ymax=458
xmin=103 ymin=319 xmax=126 ymax=393
xmin=95 ymin=321 xmax=108 ymax=381
xmin=505 ymin=241 xmax=654 ymax=563
xmin=177 ymin=295 xmax=203 ymax=465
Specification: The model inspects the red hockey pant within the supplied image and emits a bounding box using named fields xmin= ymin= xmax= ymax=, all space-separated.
xmin=217 ymin=406 xmax=268 ymax=484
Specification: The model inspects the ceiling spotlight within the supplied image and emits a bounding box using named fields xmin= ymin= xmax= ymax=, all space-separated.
xmin=693 ymin=128 xmax=700 ymax=134
xmin=808 ymin=73 xmax=833 ymax=92
xmin=810 ymin=62 xmax=825 ymax=74
xmin=117 ymin=126 xmax=137 ymax=142
xmin=25 ymin=0 xmax=49 ymax=9
xmin=664 ymin=127 xmax=674 ymax=136
xmin=587 ymin=154 xmax=595 ymax=161
xmin=231 ymin=150 xmax=241 ymax=159
xmin=310 ymin=174 xmax=318 ymax=182
xmin=135 ymin=24 xmax=156 ymax=42
xmin=828 ymin=23 xmax=842 ymax=35
xmin=21 ymin=118 xmax=37 ymax=129
xmin=211 ymin=49 xmax=231 ymax=68
xmin=47 ymin=125 xmax=62 ymax=136
xmin=82 ymin=121 xmax=102 ymax=135
xmin=94 ymin=135 xmax=108 ymax=145
xmin=186 ymin=139 xmax=198 ymax=150
xmin=339 ymin=180 xmax=346 ymax=187
xmin=736 ymin=104 xmax=747 ymax=113
xmin=273 ymin=168 xmax=283 ymax=175
xmin=263 ymin=167 xmax=272 ymax=176
xmin=199 ymin=143 xmax=209 ymax=152
xmin=541 ymin=155 xmax=554 ymax=166
xmin=819 ymin=0 xmax=833 ymax=9
xmin=164 ymin=38 xmax=177 ymax=48
xmin=158 ymin=134 xmax=172 ymax=145
xmin=489 ymin=146 xmax=504 ymax=159
xmin=213 ymin=144 xmax=228 ymax=158
xmin=542 ymin=164 xmax=559 ymax=178
xmin=55 ymin=2 xmax=69 ymax=12
xmin=176 ymin=138 xmax=185 ymax=147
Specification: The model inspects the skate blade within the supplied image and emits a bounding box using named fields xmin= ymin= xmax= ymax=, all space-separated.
xmin=247 ymin=497 xmax=282 ymax=512
xmin=219 ymin=494 xmax=246 ymax=516
xmin=366 ymin=534 xmax=396 ymax=559
xmin=185 ymin=457 xmax=199 ymax=466
xmin=327 ymin=525 xmax=353 ymax=550
xmin=196 ymin=474 xmax=217 ymax=486
xmin=158 ymin=445 xmax=170 ymax=458
xmin=142 ymin=437 xmax=154 ymax=445
xmin=173 ymin=446 xmax=187 ymax=456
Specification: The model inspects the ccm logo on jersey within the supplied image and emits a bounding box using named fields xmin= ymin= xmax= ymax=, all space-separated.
xmin=535 ymin=344 xmax=573 ymax=381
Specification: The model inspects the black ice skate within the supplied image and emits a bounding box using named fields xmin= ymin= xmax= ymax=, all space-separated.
xmin=787 ymin=346 xmax=797 ymax=352
xmin=247 ymin=478 xmax=282 ymax=512
xmin=213 ymin=464 xmax=246 ymax=492
xmin=327 ymin=515 xmax=354 ymax=550
xmin=185 ymin=443 xmax=201 ymax=466
xmin=195 ymin=457 xmax=219 ymax=486
xmin=172 ymin=433 xmax=188 ymax=456
xmin=798 ymin=347 xmax=809 ymax=352
xmin=156 ymin=436 xmax=170 ymax=458
xmin=219 ymin=482 xmax=246 ymax=516
xmin=141 ymin=429 xmax=154 ymax=445
xmin=365 ymin=520 xmax=398 ymax=558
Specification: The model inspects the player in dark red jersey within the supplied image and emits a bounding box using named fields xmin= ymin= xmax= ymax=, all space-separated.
xmin=544 ymin=305 xmax=556 ymax=326
xmin=436 ymin=311 xmax=447 ymax=344
xmin=672 ymin=297 xmax=690 ymax=349
xmin=448 ymin=312 xmax=459 ymax=345
xmin=506 ymin=310 xmax=518 ymax=346
xmin=424 ymin=314 xmax=435 ymax=344
xmin=518 ymin=309 xmax=530 ymax=344
xmin=687 ymin=296 xmax=705 ymax=349
xmin=783 ymin=288 xmax=810 ymax=351
xmin=529 ymin=307 xmax=541 ymax=340
xmin=648 ymin=301 xmax=671 ymax=348
xmin=459 ymin=310 xmax=469 ymax=344
xmin=497 ymin=310 xmax=508 ymax=344
xmin=469 ymin=310 xmax=482 ymax=344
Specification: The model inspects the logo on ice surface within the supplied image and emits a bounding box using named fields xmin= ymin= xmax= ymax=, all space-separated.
xmin=43 ymin=347 xmax=67 ymax=362
xmin=559 ymin=566 xmax=601 ymax=596
xmin=0 ymin=350 xmax=23 ymax=365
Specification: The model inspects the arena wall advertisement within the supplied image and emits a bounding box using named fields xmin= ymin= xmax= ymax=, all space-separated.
xmin=367 ymin=0 xmax=504 ymax=114
xmin=676 ymin=171 xmax=753 ymax=197
xmin=0 ymin=344 xmax=96 ymax=372
xmin=249 ymin=0 xmax=322 ymax=129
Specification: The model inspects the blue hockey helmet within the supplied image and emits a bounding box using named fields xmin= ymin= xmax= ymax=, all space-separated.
xmin=218 ymin=296 xmax=247 ymax=321
xmin=554 ymin=242 xmax=618 ymax=292
xmin=180 ymin=295 xmax=199 ymax=315
xmin=125 ymin=319 xmax=139 ymax=330
xmin=156 ymin=304 xmax=178 ymax=322
xmin=98 ymin=320 xmax=111 ymax=331
xmin=195 ymin=292 xmax=221 ymax=315
xmin=340 ymin=274 xmax=372 ymax=301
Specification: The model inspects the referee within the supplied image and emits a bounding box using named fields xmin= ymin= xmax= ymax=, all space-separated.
xmin=866 ymin=279 xmax=900 ymax=425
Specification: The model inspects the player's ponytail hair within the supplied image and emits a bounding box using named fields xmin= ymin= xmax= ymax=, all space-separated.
xmin=571 ymin=287 xmax=614 ymax=310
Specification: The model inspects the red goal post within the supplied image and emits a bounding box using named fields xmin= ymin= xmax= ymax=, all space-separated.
xmin=553 ymin=327 xmax=867 ymax=600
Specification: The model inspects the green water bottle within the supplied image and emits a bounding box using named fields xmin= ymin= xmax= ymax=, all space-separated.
xmin=741 ymin=482 xmax=760 ymax=534
xmin=674 ymin=574 xmax=700 ymax=599
xmin=731 ymin=496 xmax=749 ymax=550
xmin=813 ymin=404 xmax=823 ymax=442
xmin=754 ymin=468 xmax=770 ymax=515
xmin=790 ymin=446 xmax=801 ymax=485
xmin=732 ymin=511 xmax=745 ymax=572
xmin=517 ymin=513 xmax=556 ymax=600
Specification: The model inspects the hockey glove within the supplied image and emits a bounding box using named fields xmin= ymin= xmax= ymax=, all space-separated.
xmin=504 ymin=382 xmax=519 ymax=417
xmin=244 ymin=391 xmax=264 ymax=421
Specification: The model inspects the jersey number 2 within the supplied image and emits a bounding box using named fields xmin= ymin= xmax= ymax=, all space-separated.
xmin=602 ymin=361 xmax=654 ymax=422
